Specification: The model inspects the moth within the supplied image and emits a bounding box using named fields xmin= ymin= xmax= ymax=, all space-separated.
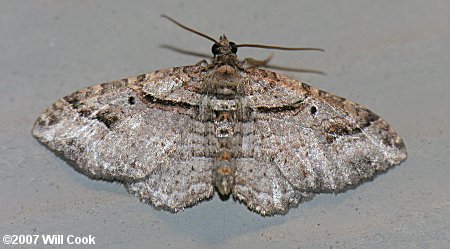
xmin=33 ymin=16 xmax=407 ymax=215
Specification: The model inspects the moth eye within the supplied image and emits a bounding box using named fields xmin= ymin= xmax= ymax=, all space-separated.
xmin=310 ymin=106 xmax=317 ymax=115
xmin=229 ymin=42 xmax=238 ymax=54
xmin=211 ymin=43 xmax=220 ymax=55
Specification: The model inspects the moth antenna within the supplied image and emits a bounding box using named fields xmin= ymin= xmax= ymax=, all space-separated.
xmin=162 ymin=15 xmax=219 ymax=44
xmin=237 ymin=43 xmax=324 ymax=52
xmin=160 ymin=45 xmax=212 ymax=59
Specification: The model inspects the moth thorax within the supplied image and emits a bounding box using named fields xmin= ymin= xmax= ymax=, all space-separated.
xmin=213 ymin=151 xmax=236 ymax=195
xmin=211 ymin=65 xmax=242 ymax=96
xmin=217 ymin=64 xmax=235 ymax=75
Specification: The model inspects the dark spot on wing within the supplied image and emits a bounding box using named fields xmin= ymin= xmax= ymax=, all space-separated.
xmin=182 ymin=67 xmax=191 ymax=74
xmin=136 ymin=74 xmax=146 ymax=82
xmin=327 ymin=123 xmax=362 ymax=136
xmin=128 ymin=96 xmax=136 ymax=105
xmin=46 ymin=113 xmax=59 ymax=126
xmin=310 ymin=106 xmax=317 ymax=115
xmin=36 ymin=117 xmax=46 ymax=126
xmin=39 ymin=103 xmax=64 ymax=126
xmin=64 ymin=95 xmax=81 ymax=109
xmin=95 ymin=110 xmax=119 ymax=129
xmin=78 ymin=108 xmax=92 ymax=117
xmin=356 ymin=107 xmax=380 ymax=127
xmin=325 ymin=136 xmax=336 ymax=144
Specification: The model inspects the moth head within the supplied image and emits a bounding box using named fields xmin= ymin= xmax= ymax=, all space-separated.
xmin=211 ymin=35 xmax=238 ymax=56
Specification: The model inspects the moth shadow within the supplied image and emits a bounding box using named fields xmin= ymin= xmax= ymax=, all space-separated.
xmin=305 ymin=161 xmax=406 ymax=195
xmin=35 ymin=139 xmax=133 ymax=196
xmin=153 ymin=192 xmax=293 ymax=247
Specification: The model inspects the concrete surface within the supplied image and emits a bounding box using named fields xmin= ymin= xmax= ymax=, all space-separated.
xmin=1 ymin=1 xmax=449 ymax=248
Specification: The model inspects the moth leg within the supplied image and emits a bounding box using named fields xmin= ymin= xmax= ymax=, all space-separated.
xmin=195 ymin=59 xmax=209 ymax=66
xmin=242 ymin=54 xmax=273 ymax=69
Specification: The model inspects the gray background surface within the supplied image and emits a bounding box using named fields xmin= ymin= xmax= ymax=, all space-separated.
xmin=1 ymin=1 xmax=449 ymax=248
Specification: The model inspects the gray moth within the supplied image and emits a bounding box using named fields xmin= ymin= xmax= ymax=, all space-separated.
xmin=32 ymin=17 xmax=407 ymax=215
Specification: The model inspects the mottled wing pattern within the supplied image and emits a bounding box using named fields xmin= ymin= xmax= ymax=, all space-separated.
xmin=125 ymin=157 xmax=213 ymax=211
xmin=232 ymin=158 xmax=315 ymax=215
xmin=227 ymin=120 xmax=311 ymax=215
xmin=33 ymin=66 xmax=214 ymax=209
xmin=241 ymin=69 xmax=406 ymax=195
